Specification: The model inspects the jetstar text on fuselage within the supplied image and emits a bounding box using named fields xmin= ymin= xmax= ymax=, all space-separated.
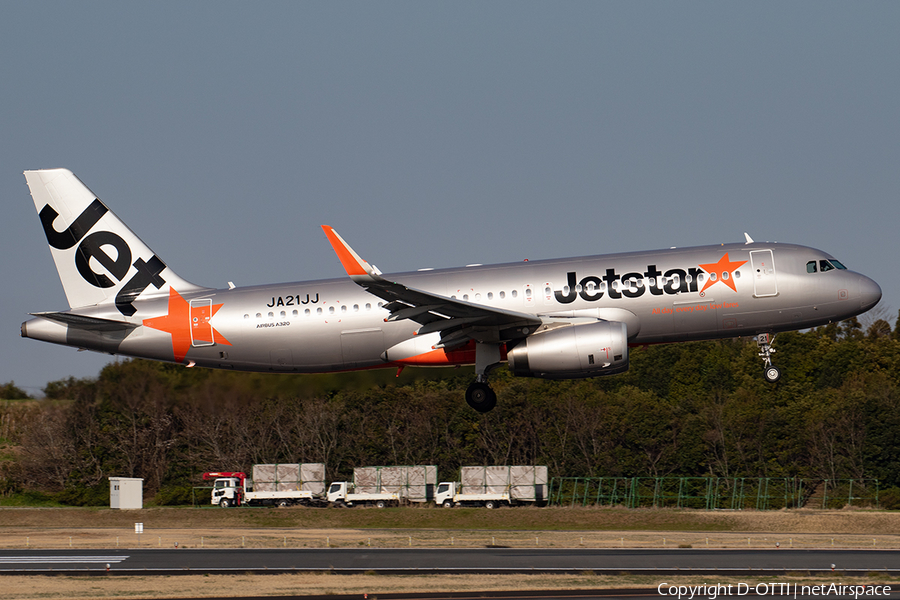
xmin=553 ymin=259 xmax=743 ymax=304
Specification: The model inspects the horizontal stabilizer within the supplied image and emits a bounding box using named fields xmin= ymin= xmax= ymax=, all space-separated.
xmin=30 ymin=311 xmax=138 ymax=333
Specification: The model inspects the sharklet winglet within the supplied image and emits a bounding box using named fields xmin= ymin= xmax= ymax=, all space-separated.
xmin=321 ymin=225 xmax=381 ymax=282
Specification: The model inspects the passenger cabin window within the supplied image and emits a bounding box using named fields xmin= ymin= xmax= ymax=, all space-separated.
xmin=807 ymin=261 xmax=817 ymax=273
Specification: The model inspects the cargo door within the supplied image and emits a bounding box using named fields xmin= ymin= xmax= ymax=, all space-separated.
xmin=341 ymin=328 xmax=384 ymax=368
xmin=750 ymin=250 xmax=778 ymax=297
xmin=269 ymin=349 xmax=293 ymax=371
xmin=673 ymin=299 xmax=719 ymax=335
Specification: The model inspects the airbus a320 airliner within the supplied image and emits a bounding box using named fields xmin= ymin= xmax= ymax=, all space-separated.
xmin=21 ymin=169 xmax=882 ymax=412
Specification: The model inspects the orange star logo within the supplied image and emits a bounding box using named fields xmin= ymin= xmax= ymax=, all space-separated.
xmin=143 ymin=288 xmax=231 ymax=363
xmin=698 ymin=253 xmax=747 ymax=294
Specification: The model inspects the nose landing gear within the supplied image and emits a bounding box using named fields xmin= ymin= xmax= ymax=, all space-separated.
xmin=758 ymin=333 xmax=781 ymax=383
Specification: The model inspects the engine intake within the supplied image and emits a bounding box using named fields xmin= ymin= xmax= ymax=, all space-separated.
xmin=507 ymin=321 xmax=629 ymax=379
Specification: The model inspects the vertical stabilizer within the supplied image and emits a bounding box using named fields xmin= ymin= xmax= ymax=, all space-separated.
xmin=24 ymin=168 xmax=205 ymax=315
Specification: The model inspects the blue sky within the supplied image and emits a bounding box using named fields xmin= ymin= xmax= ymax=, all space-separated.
xmin=2 ymin=2 xmax=898 ymax=395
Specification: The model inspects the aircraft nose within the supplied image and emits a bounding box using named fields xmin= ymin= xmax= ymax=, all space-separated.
xmin=858 ymin=276 xmax=882 ymax=311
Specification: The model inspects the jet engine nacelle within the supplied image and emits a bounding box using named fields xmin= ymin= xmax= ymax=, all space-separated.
xmin=507 ymin=321 xmax=629 ymax=379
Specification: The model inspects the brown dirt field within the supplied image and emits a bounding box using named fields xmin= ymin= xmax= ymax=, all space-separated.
xmin=3 ymin=505 xmax=900 ymax=534
xmin=2 ymin=573 xmax=898 ymax=600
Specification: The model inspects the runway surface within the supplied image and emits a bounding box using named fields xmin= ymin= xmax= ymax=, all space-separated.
xmin=0 ymin=547 xmax=898 ymax=576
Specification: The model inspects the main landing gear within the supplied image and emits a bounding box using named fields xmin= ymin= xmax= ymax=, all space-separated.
xmin=465 ymin=380 xmax=497 ymax=413
xmin=465 ymin=342 xmax=501 ymax=413
xmin=757 ymin=333 xmax=781 ymax=383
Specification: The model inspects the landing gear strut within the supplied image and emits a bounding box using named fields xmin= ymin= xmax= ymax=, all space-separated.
xmin=757 ymin=333 xmax=781 ymax=383
xmin=466 ymin=342 xmax=501 ymax=413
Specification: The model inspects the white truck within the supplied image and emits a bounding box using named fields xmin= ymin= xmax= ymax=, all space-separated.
xmin=204 ymin=472 xmax=320 ymax=507
xmin=437 ymin=466 xmax=550 ymax=508
xmin=435 ymin=481 xmax=512 ymax=508
xmin=326 ymin=481 xmax=400 ymax=508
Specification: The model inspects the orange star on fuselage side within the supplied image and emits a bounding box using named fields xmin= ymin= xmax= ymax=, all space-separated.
xmin=142 ymin=288 xmax=231 ymax=363
xmin=698 ymin=253 xmax=748 ymax=294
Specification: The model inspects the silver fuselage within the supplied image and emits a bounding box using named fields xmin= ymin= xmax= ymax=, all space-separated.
xmin=22 ymin=241 xmax=882 ymax=373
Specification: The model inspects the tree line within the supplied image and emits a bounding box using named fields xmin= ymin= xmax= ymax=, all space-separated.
xmin=2 ymin=314 xmax=900 ymax=506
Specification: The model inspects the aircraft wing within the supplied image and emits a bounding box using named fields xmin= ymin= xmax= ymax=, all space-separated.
xmin=322 ymin=226 xmax=542 ymax=348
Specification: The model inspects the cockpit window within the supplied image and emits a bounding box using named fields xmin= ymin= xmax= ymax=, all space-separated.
xmin=809 ymin=259 xmax=847 ymax=274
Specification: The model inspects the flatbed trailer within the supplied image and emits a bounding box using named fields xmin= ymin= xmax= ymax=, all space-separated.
xmin=435 ymin=481 xmax=512 ymax=508
xmin=327 ymin=481 xmax=400 ymax=507
xmin=204 ymin=472 xmax=321 ymax=507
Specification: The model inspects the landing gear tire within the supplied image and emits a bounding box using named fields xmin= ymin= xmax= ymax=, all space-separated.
xmin=764 ymin=365 xmax=781 ymax=383
xmin=465 ymin=382 xmax=497 ymax=413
